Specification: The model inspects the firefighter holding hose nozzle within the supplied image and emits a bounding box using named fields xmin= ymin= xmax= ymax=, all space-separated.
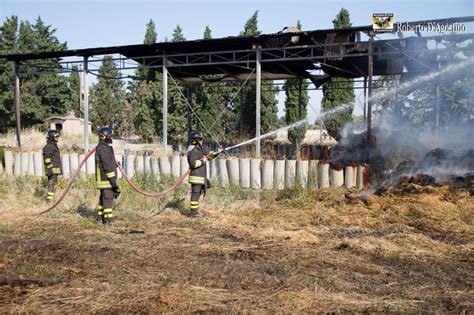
xmin=42 ymin=130 xmax=62 ymax=201
xmin=187 ymin=131 xmax=223 ymax=217
xmin=95 ymin=127 xmax=120 ymax=225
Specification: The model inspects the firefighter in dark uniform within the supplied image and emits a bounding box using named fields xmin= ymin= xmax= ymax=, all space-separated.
xmin=42 ymin=130 xmax=62 ymax=201
xmin=187 ymin=131 xmax=222 ymax=217
xmin=95 ymin=127 xmax=120 ymax=225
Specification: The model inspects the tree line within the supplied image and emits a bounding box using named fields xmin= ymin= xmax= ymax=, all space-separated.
xmin=1 ymin=9 xmax=470 ymax=148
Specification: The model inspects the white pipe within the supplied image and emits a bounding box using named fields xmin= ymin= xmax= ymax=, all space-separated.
xmin=79 ymin=154 xmax=86 ymax=174
xmin=61 ymin=153 xmax=70 ymax=179
xmin=144 ymin=155 xmax=152 ymax=174
xmin=13 ymin=152 xmax=21 ymax=176
xmin=217 ymin=158 xmax=229 ymax=187
xmin=159 ymin=156 xmax=171 ymax=176
xmin=180 ymin=155 xmax=188 ymax=178
xmin=330 ymin=165 xmax=344 ymax=187
xmin=296 ymin=160 xmax=308 ymax=188
xmin=344 ymin=165 xmax=357 ymax=189
xmin=308 ymin=160 xmax=319 ymax=189
xmin=250 ymin=158 xmax=261 ymax=189
xmin=273 ymin=159 xmax=285 ymax=190
xmin=285 ymin=159 xmax=296 ymax=188
xmin=171 ymin=154 xmax=181 ymax=178
xmin=136 ymin=155 xmax=144 ymax=174
xmin=27 ymin=152 xmax=35 ymax=176
xmin=357 ymin=164 xmax=369 ymax=189
xmin=115 ymin=154 xmax=123 ymax=178
xmin=33 ymin=152 xmax=43 ymax=177
xmin=239 ymin=158 xmax=250 ymax=188
xmin=126 ymin=154 xmax=136 ymax=178
xmin=20 ymin=152 xmax=28 ymax=175
xmin=70 ymin=153 xmax=79 ymax=176
xmin=4 ymin=151 xmax=13 ymax=175
xmin=227 ymin=159 xmax=240 ymax=186
xmin=86 ymin=152 xmax=95 ymax=174
xmin=151 ymin=157 xmax=160 ymax=178
xmin=318 ymin=162 xmax=330 ymax=188
xmin=262 ymin=159 xmax=274 ymax=189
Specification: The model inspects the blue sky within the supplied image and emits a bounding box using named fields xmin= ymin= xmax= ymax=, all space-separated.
xmin=1 ymin=0 xmax=473 ymax=120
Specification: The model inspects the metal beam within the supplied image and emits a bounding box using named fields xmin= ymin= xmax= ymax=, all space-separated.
xmin=14 ymin=62 xmax=21 ymax=148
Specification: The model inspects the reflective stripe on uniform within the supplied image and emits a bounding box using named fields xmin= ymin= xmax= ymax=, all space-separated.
xmin=106 ymin=171 xmax=115 ymax=178
xmin=97 ymin=205 xmax=104 ymax=216
xmin=194 ymin=160 xmax=202 ymax=168
xmin=46 ymin=165 xmax=53 ymax=168
xmin=103 ymin=208 xmax=113 ymax=219
xmin=96 ymin=180 xmax=112 ymax=189
xmin=189 ymin=175 xmax=205 ymax=184
xmin=52 ymin=167 xmax=61 ymax=174
xmin=190 ymin=203 xmax=199 ymax=209
xmin=47 ymin=192 xmax=55 ymax=196
xmin=44 ymin=158 xmax=51 ymax=163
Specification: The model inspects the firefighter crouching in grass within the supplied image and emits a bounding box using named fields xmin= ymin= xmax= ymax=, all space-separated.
xmin=42 ymin=130 xmax=62 ymax=201
xmin=95 ymin=127 xmax=120 ymax=225
xmin=187 ymin=131 xmax=223 ymax=217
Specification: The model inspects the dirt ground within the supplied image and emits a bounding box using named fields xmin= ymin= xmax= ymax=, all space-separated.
xmin=0 ymin=179 xmax=472 ymax=313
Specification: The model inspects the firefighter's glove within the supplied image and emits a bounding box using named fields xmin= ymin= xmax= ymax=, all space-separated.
xmin=112 ymin=186 xmax=121 ymax=199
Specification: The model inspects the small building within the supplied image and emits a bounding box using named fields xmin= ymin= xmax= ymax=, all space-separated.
xmin=47 ymin=111 xmax=91 ymax=136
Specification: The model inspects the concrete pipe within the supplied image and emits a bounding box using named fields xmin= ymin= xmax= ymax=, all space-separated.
xmin=151 ymin=157 xmax=160 ymax=177
xmin=296 ymin=160 xmax=309 ymax=188
xmin=261 ymin=159 xmax=274 ymax=190
xmin=239 ymin=158 xmax=251 ymax=188
xmin=13 ymin=153 xmax=21 ymax=176
xmin=69 ymin=153 xmax=79 ymax=175
xmin=357 ymin=164 xmax=369 ymax=189
xmin=33 ymin=152 xmax=43 ymax=177
xmin=27 ymin=152 xmax=35 ymax=176
xmin=180 ymin=155 xmax=188 ymax=177
xmin=144 ymin=155 xmax=152 ymax=174
xmin=125 ymin=154 xmax=136 ymax=178
xmin=227 ymin=159 xmax=240 ymax=186
xmin=308 ymin=160 xmax=319 ymax=190
xmin=135 ymin=155 xmax=144 ymax=174
xmin=171 ymin=154 xmax=181 ymax=178
xmin=61 ymin=154 xmax=70 ymax=179
xmin=4 ymin=151 xmax=14 ymax=175
xmin=344 ymin=165 xmax=357 ymax=189
xmin=318 ymin=162 xmax=330 ymax=188
xmin=21 ymin=152 xmax=29 ymax=175
xmin=159 ymin=156 xmax=171 ymax=176
xmin=217 ymin=158 xmax=229 ymax=187
xmin=273 ymin=160 xmax=285 ymax=190
xmin=285 ymin=159 xmax=296 ymax=188
xmin=115 ymin=155 xmax=123 ymax=179
xmin=210 ymin=158 xmax=218 ymax=180
xmin=250 ymin=158 xmax=262 ymax=189
xmin=86 ymin=152 xmax=95 ymax=174
xmin=330 ymin=164 xmax=344 ymax=187
xmin=79 ymin=154 xmax=86 ymax=174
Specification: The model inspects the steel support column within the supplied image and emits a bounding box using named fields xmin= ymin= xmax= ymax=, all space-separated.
xmin=83 ymin=57 xmax=89 ymax=153
xmin=163 ymin=52 xmax=168 ymax=154
xmin=14 ymin=62 xmax=21 ymax=148
xmin=255 ymin=46 xmax=261 ymax=157
xmin=367 ymin=34 xmax=374 ymax=160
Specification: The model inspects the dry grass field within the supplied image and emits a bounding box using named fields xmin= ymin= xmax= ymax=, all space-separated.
xmin=0 ymin=174 xmax=472 ymax=313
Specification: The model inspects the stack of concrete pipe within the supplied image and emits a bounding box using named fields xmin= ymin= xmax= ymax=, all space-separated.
xmin=2 ymin=150 xmax=369 ymax=190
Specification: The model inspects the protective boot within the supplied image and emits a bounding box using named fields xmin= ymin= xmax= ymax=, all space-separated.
xmin=190 ymin=209 xmax=201 ymax=218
